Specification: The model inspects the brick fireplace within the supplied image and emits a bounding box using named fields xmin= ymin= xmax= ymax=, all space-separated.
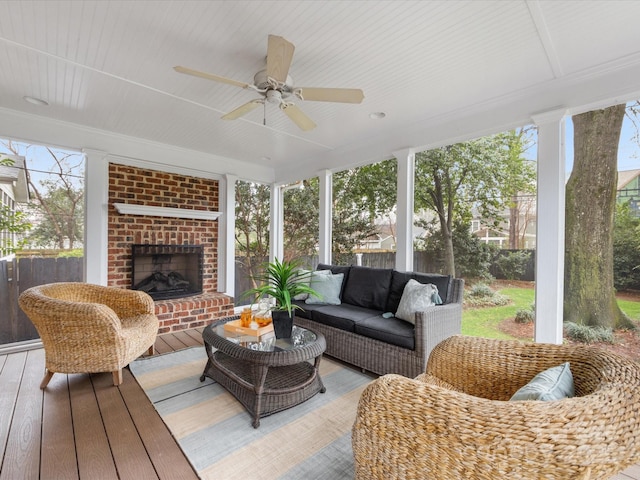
xmin=107 ymin=163 xmax=233 ymax=333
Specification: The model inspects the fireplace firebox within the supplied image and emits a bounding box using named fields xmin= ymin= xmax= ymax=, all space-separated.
xmin=131 ymin=244 xmax=203 ymax=300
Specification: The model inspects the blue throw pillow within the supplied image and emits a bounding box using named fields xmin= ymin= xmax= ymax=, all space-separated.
xmin=306 ymin=272 xmax=344 ymax=305
xmin=509 ymin=362 xmax=575 ymax=401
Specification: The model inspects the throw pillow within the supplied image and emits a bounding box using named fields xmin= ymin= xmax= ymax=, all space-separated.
xmin=305 ymin=272 xmax=344 ymax=305
xmin=395 ymin=279 xmax=438 ymax=324
xmin=293 ymin=269 xmax=329 ymax=300
xmin=509 ymin=362 xmax=575 ymax=401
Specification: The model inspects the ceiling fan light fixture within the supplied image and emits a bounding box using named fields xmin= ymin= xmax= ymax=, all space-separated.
xmin=266 ymin=90 xmax=283 ymax=104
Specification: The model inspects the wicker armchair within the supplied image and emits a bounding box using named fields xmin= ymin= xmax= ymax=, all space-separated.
xmin=352 ymin=335 xmax=640 ymax=479
xmin=19 ymin=282 xmax=159 ymax=388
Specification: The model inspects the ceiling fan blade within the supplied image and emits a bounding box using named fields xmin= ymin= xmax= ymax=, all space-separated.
xmin=174 ymin=66 xmax=249 ymax=88
xmin=281 ymin=103 xmax=316 ymax=131
xmin=222 ymin=100 xmax=263 ymax=120
xmin=266 ymin=35 xmax=295 ymax=84
xmin=296 ymin=87 xmax=364 ymax=104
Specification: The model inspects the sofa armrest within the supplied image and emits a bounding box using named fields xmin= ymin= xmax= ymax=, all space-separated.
xmin=413 ymin=302 xmax=462 ymax=364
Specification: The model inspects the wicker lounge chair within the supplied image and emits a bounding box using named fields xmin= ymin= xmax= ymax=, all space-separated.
xmin=352 ymin=335 xmax=640 ymax=479
xmin=19 ymin=282 xmax=159 ymax=388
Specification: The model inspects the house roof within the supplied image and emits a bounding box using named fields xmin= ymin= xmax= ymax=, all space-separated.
xmin=1 ymin=1 xmax=640 ymax=184
xmin=0 ymin=154 xmax=29 ymax=202
xmin=618 ymin=169 xmax=640 ymax=189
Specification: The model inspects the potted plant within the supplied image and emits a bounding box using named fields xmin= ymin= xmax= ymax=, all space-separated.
xmin=243 ymin=257 xmax=319 ymax=338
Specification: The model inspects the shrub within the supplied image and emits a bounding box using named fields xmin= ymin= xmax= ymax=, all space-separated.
xmin=468 ymin=283 xmax=494 ymax=298
xmin=494 ymin=250 xmax=531 ymax=280
xmin=465 ymin=282 xmax=509 ymax=307
xmin=564 ymin=322 xmax=614 ymax=344
xmin=613 ymin=202 xmax=640 ymax=290
xmin=515 ymin=308 xmax=534 ymax=324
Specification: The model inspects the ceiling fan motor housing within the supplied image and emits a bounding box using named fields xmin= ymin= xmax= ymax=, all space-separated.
xmin=254 ymin=69 xmax=293 ymax=97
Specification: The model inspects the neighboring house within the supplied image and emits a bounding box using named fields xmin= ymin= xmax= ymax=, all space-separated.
xmin=471 ymin=169 xmax=640 ymax=248
xmin=0 ymin=154 xmax=29 ymax=257
xmin=618 ymin=169 xmax=640 ymax=216
xmin=471 ymin=193 xmax=538 ymax=249
xmin=356 ymin=222 xmax=396 ymax=251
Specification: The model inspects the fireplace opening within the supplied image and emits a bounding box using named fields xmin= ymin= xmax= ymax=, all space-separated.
xmin=131 ymin=244 xmax=203 ymax=300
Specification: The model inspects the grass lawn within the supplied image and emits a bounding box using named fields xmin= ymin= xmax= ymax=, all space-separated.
xmin=462 ymin=286 xmax=640 ymax=340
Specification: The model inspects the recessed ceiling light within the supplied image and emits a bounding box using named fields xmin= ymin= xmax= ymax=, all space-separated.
xmin=369 ymin=112 xmax=386 ymax=119
xmin=23 ymin=96 xmax=49 ymax=106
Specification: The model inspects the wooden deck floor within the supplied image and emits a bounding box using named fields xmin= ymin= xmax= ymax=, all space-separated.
xmin=0 ymin=328 xmax=204 ymax=480
xmin=1 ymin=327 xmax=639 ymax=479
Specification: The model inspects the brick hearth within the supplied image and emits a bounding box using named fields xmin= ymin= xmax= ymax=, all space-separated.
xmin=107 ymin=163 xmax=233 ymax=332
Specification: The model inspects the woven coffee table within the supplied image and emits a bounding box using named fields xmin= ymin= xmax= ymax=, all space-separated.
xmin=201 ymin=318 xmax=326 ymax=428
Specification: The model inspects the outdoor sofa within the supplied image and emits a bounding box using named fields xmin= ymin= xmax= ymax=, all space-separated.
xmin=293 ymin=264 xmax=463 ymax=378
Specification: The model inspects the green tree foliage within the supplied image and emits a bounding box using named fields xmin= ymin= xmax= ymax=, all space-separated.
xmin=414 ymin=130 xmax=535 ymax=275
xmin=417 ymin=220 xmax=498 ymax=279
xmin=283 ymin=178 xmax=319 ymax=260
xmin=28 ymin=182 xmax=84 ymax=249
xmin=613 ymin=201 xmax=640 ymax=290
xmin=282 ymin=159 xmax=398 ymax=265
xmin=331 ymin=161 xmax=397 ymax=264
xmin=235 ymin=181 xmax=271 ymax=288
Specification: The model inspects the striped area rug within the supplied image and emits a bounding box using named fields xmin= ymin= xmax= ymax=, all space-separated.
xmin=129 ymin=346 xmax=375 ymax=480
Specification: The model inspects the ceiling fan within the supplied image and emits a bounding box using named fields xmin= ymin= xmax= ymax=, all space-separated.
xmin=174 ymin=34 xmax=365 ymax=131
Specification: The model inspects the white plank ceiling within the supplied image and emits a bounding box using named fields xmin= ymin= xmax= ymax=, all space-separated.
xmin=1 ymin=0 xmax=640 ymax=183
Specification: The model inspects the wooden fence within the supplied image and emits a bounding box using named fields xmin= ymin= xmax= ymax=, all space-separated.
xmin=2 ymin=251 xmax=534 ymax=343
xmin=0 ymin=256 xmax=83 ymax=345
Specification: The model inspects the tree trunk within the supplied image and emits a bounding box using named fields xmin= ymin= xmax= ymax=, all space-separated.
xmin=440 ymin=217 xmax=455 ymax=276
xmin=509 ymin=195 xmax=519 ymax=249
xmin=564 ymin=104 xmax=632 ymax=329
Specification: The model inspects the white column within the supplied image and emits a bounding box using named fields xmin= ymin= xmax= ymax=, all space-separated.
xmin=82 ymin=149 xmax=109 ymax=285
xmin=393 ymin=148 xmax=415 ymax=272
xmin=219 ymin=174 xmax=236 ymax=295
xmin=270 ymin=182 xmax=283 ymax=261
xmin=532 ymin=109 xmax=567 ymax=344
xmin=318 ymin=170 xmax=333 ymax=265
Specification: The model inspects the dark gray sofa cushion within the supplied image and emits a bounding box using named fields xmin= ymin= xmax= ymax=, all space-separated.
xmin=385 ymin=271 xmax=452 ymax=313
xmin=354 ymin=315 xmax=415 ymax=349
xmin=293 ymin=300 xmax=326 ymax=319
xmin=309 ymin=303 xmax=382 ymax=333
xmin=342 ymin=266 xmax=393 ymax=311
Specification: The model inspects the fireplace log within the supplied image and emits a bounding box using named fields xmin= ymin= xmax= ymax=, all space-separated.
xmin=134 ymin=271 xmax=190 ymax=292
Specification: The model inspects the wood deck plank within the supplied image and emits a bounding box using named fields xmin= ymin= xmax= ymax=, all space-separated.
xmin=0 ymin=349 xmax=43 ymax=480
xmin=153 ymin=335 xmax=173 ymax=354
xmin=0 ymin=352 xmax=26 ymax=472
xmin=158 ymin=332 xmax=191 ymax=351
xmin=182 ymin=328 xmax=204 ymax=344
xmin=69 ymin=373 xmax=119 ymax=480
xmin=119 ymin=367 xmax=199 ymax=480
xmin=91 ymin=373 xmax=159 ymax=480
xmin=172 ymin=330 xmax=202 ymax=348
xmin=40 ymin=373 xmax=79 ymax=480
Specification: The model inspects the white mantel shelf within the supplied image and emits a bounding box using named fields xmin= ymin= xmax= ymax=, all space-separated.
xmin=113 ymin=202 xmax=221 ymax=221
